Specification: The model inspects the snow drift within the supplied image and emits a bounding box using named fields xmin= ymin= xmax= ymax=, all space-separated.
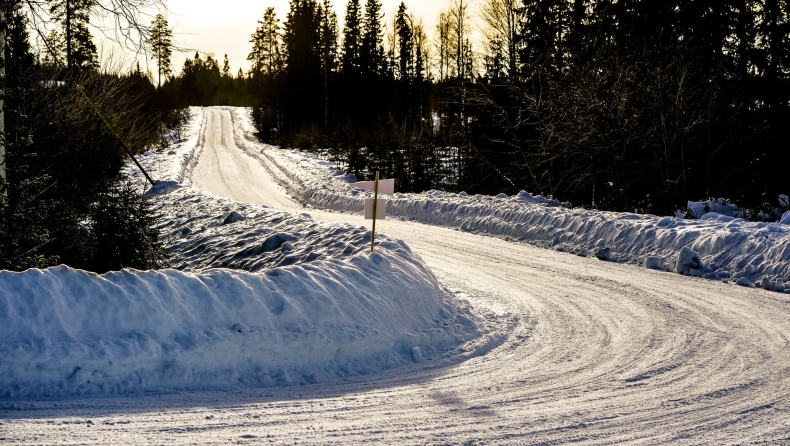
xmin=0 ymin=249 xmax=478 ymax=398
xmin=227 ymin=108 xmax=790 ymax=290
xmin=1 ymin=112 xmax=484 ymax=398
xmin=0 ymin=188 xmax=483 ymax=398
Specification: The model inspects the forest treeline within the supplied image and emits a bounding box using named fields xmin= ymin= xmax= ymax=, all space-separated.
xmin=0 ymin=0 xmax=171 ymax=272
xmin=3 ymin=0 xmax=790 ymax=272
xmin=228 ymin=0 xmax=790 ymax=218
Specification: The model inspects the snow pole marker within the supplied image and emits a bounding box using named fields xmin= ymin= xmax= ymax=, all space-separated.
xmin=371 ymin=171 xmax=379 ymax=252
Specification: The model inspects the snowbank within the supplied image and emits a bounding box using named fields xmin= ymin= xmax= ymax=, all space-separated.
xmin=686 ymin=198 xmax=743 ymax=219
xmin=227 ymin=108 xmax=790 ymax=291
xmin=0 ymin=253 xmax=478 ymax=397
xmin=0 ymin=187 xmax=483 ymax=398
xmin=1 ymin=113 xmax=485 ymax=398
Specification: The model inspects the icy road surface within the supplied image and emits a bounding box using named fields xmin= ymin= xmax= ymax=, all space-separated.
xmin=4 ymin=108 xmax=790 ymax=444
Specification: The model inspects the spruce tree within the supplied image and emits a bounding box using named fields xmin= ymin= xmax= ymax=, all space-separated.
xmin=394 ymin=2 xmax=413 ymax=81
xmin=360 ymin=0 xmax=384 ymax=75
xmin=146 ymin=13 xmax=173 ymax=88
xmin=40 ymin=29 xmax=67 ymax=67
xmin=319 ymin=0 xmax=339 ymax=129
xmin=341 ymin=0 xmax=362 ymax=76
xmin=48 ymin=0 xmax=97 ymax=70
xmin=284 ymin=0 xmax=323 ymax=130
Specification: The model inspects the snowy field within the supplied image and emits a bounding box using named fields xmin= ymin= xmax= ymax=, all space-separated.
xmin=5 ymin=107 xmax=790 ymax=444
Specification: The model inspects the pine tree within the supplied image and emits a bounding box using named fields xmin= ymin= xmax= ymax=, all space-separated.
xmin=394 ymin=2 xmax=413 ymax=81
xmin=47 ymin=0 xmax=97 ymax=70
xmin=222 ymin=54 xmax=231 ymax=78
xmin=341 ymin=0 xmax=362 ymax=76
xmin=249 ymin=7 xmax=284 ymax=77
xmin=360 ymin=0 xmax=384 ymax=75
xmin=146 ymin=13 xmax=173 ymax=88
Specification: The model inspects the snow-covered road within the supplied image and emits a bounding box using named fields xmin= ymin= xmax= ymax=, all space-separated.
xmin=5 ymin=108 xmax=790 ymax=444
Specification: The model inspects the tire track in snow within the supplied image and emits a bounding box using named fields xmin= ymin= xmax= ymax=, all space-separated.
xmin=5 ymin=107 xmax=790 ymax=444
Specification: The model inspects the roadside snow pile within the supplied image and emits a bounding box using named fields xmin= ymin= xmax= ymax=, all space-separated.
xmin=0 ymin=252 xmax=480 ymax=398
xmin=1 ymin=120 xmax=485 ymax=398
xmin=686 ymin=198 xmax=743 ymax=219
xmin=158 ymin=187 xmax=421 ymax=275
xmin=228 ymin=107 xmax=790 ymax=292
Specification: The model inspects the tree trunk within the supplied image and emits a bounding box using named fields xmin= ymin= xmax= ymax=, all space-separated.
xmin=735 ymin=0 xmax=749 ymax=80
xmin=0 ymin=5 xmax=6 ymax=190
xmin=66 ymin=0 xmax=72 ymax=69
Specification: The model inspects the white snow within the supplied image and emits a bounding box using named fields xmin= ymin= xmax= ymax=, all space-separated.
xmin=0 ymin=186 xmax=484 ymax=397
xmin=686 ymin=198 xmax=743 ymax=219
xmin=675 ymin=246 xmax=702 ymax=275
xmin=7 ymin=106 xmax=790 ymax=444
xmin=645 ymin=256 xmax=665 ymax=270
xmin=0 ymin=232 xmax=480 ymax=397
xmin=1 ymin=108 xmax=485 ymax=398
xmin=121 ymin=106 xmax=206 ymax=185
xmin=226 ymin=107 xmax=790 ymax=292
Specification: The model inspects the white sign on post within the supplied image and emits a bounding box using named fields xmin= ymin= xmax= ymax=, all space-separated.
xmin=360 ymin=172 xmax=395 ymax=252
xmin=354 ymin=179 xmax=394 ymax=195
xmin=365 ymin=198 xmax=386 ymax=219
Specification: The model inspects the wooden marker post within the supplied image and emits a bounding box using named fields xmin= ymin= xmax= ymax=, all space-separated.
xmin=371 ymin=171 xmax=379 ymax=252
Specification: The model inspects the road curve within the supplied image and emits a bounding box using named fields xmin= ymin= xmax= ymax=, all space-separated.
xmin=5 ymin=107 xmax=790 ymax=444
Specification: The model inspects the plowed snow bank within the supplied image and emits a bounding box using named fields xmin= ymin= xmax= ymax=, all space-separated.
xmin=1 ymin=111 xmax=483 ymax=398
xmin=227 ymin=107 xmax=790 ymax=290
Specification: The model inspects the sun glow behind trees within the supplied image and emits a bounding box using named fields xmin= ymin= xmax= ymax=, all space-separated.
xmin=87 ymin=0 xmax=448 ymax=77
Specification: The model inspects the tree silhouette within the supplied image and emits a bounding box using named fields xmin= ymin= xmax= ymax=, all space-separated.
xmin=146 ymin=13 xmax=172 ymax=88
xmin=47 ymin=0 xmax=97 ymax=70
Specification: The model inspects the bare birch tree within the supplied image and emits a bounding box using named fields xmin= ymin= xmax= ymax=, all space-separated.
xmin=479 ymin=0 xmax=520 ymax=80
xmin=449 ymin=0 xmax=473 ymax=80
xmin=24 ymin=0 xmax=166 ymax=59
xmin=437 ymin=0 xmax=474 ymax=81
xmin=435 ymin=11 xmax=451 ymax=82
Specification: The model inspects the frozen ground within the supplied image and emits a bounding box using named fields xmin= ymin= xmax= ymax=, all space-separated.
xmin=4 ymin=107 xmax=790 ymax=444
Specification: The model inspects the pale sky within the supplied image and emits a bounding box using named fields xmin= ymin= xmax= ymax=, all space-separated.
xmin=134 ymin=0 xmax=448 ymax=76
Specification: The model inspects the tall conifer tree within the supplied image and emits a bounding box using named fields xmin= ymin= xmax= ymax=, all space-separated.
xmin=48 ymin=0 xmax=97 ymax=69
xmin=146 ymin=13 xmax=173 ymax=88
xmin=360 ymin=0 xmax=384 ymax=75
xmin=341 ymin=0 xmax=362 ymax=76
